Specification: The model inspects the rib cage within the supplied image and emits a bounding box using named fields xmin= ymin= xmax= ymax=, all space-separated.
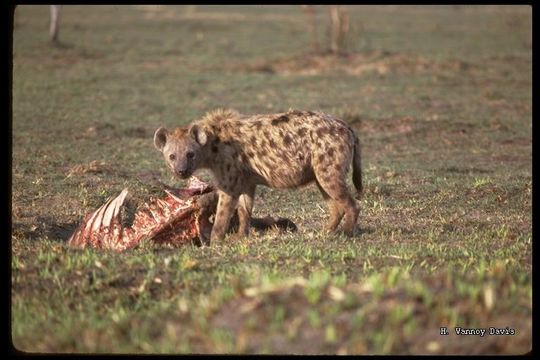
xmin=68 ymin=177 xmax=214 ymax=251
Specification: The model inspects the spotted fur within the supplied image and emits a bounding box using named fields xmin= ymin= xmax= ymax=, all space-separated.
xmin=154 ymin=108 xmax=363 ymax=242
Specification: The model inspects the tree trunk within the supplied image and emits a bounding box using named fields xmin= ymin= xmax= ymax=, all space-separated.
xmin=329 ymin=5 xmax=350 ymax=54
xmin=49 ymin=5 xmax=61 ymax=43
xmin=302 ymin=5 xmax=319 ymax=53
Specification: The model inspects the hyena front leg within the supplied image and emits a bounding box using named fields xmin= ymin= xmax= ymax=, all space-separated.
xmin=237 ymin=186 xmax=256 ymax=237
xmin=211 ymin=190 xmax=239 ymax=243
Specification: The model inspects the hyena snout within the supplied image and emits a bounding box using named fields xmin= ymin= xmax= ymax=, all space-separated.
xmin=174 ymin=162 xmax=192 ymax=178
xmin=177 ymin=168 xmax=189 ymax=178
xmin=172 ymin=154 xmax=195 ymax=178
xmin=169 ymin=150 xmax=197 ymax=179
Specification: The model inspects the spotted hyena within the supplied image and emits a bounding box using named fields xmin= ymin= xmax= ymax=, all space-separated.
xmin=153 ymin=109 xmax=362 ymax=243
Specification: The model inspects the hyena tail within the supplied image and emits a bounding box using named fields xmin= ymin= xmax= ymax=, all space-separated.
xmin=352 ymin=135 xmax=363 ymax=199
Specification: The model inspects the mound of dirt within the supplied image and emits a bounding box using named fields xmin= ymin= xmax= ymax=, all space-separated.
xmin=210 ymin=272 xmax=531 ymax=354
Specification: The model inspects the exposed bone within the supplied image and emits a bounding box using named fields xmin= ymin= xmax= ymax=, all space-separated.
xmin=68 ymin=176 xmax=297 ymax=251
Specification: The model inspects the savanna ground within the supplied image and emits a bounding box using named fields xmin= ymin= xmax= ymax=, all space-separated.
xmin=11 ymin=5 xmax=531 ymax=354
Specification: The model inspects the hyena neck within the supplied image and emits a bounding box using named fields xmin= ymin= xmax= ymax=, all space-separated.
xmin=199 ymin=138 xmax=241 ymax=179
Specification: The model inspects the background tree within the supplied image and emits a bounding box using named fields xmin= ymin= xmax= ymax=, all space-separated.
xmin=302 ymin=5 xmax=351 ymax=55
xmin=49 ymin=5 xmax=61 ymax=43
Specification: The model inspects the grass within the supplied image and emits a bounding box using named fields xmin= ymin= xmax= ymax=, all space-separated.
xmin=11 ymin=5 xmax=531 ymax=354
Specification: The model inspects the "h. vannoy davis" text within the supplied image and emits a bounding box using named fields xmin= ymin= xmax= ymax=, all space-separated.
xmin=453 ymin=327 xmax=516 ymax=337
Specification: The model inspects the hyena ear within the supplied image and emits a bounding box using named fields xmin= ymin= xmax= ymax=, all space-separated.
xmin=189 ymin=124 xmax=208 ymax=146
xmin=153 ymin=127 xmax=168 ymax=152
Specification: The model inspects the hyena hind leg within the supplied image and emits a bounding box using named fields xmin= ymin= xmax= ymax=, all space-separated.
xmin=316 ymin=180 xmax=344 ymax=232
xmin=317 ymin=178 xmax=359 ymax=236
xmin=340 ymin=195 xmax=359 ymax=236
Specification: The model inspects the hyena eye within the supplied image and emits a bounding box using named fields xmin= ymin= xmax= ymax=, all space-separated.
xmin=169 ymin=154 xmax=176 ymax=161
xmin=186 ymin=151 xmax=195 ymax=159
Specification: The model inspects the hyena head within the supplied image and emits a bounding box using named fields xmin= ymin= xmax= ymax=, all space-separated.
xmin=153 ymin=124 xmax=209 ymax=179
